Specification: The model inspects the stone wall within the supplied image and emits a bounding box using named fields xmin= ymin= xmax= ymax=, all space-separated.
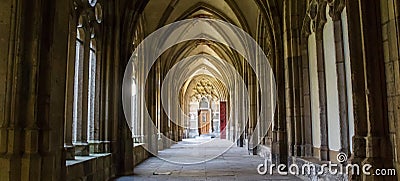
xmin=380 ymin=1 xmax=400 ymax=180
xmin=65 ymin=144 xmax=148 ymax=181
xmin=134 ymin=144 xmax=151 ymax=167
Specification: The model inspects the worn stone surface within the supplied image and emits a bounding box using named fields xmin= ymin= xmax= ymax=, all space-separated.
xmin=66 ymin=154 xmax=112 ymax=181
xmin=117 ymin=139 xmax=301 ymax=181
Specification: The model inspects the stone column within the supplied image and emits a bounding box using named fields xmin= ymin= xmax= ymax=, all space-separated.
xmin=20 ymin=1 xmax=43 ymax=179
xmin=38 ymin=0 xmax=70 ymax=178
xmin=146 ymin=68 xmax=158 ymax=154
xmin=315 ymin=30 xmax=330 ymax=161
xmin=345 ymin=2 xmax=369 ymax=179
xmin=15 ymin=0 xmax=69 ymax=180
xmin=284 ymin=55 xmax=295 ymax=157
xmin=347 ymin=0 xmax=394 ymax=180
xmin=158 ymin=70 xmax=167 ymax=149
xmin=381 ymin=0 xmax=400 ymax=179
xmin=271 ymin=33 xmax=288 ymax=165
xmin=177 ymin=90 xmax=183 ymax=141
xmin=300 ymin=35 xmax=313 ymax=157
xmin=283 ymin=0 xmax=303 ymax=157
xmin=109 ymin=5 xmax=134 ymax=174
xmin=233 ymin=74 xmax=239 ymax=143
xmin=89 ymin=42 xmax=103 ymax=153
xmin=171 ymin=69 xmax=179 ymax=143
xmin=237 ymin=75 xmax=244 ymax=147
xmin=0 ymin=0 xmax=24 ymax=174
xmin=98 ymin=46 xmax=107 ymax=153
xmin=169 ymin=70 xmax=175 ymax=145
xmin=249 ymin=71 xmax=258 ymax=155
xmin=329 ymin=2 xmax=351 ymax=156
xmin=101 ymin=18 xmax=114 ymax=153
xmin=64 ymin=12 xmax=78 ymax=159
xmin=136 ymin=51 xmax=143 ymax=143
xmin=292 ymin=57 xmax=303 ymax=157
xmin=345 ymin=0 xmax=396 ymax=180
xmin=283 ymin=9 xmax=294 ymax=156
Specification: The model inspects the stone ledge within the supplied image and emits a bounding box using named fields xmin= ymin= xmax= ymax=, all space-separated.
xmin=66 ymin=153 xmax=111 ymax=166
xmin=134 ymin=143 xmax=145 ymax=147
xmin=66 ymin=153 xmax=113 ymax=181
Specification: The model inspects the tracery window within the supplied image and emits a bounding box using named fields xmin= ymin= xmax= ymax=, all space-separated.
xmin=64 ymin=1 xmax=104 ymax=160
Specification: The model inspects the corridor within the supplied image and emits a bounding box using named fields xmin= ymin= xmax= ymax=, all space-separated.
xmin=1 ymin=0 xmax=400 ymax=180
xmin=116 ymin=139 xmax=300 ymax=181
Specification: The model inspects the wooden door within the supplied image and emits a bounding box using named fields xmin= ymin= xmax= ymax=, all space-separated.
xmin=198 ymin=110 xmax=210 ymax=135
xmin=220 ymin=101 xmax=226 ymax=139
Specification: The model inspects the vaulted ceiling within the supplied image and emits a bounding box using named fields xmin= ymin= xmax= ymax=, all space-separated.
xmin=126 ymin=0 xmax=289 ymax=106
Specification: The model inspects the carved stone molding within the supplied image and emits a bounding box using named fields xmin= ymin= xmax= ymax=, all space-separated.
xmin=302 ymin=0 xmax=330 ymax=38
xmin=301 ymin=17 xmax=312 ymax=38
xmin=315 ymin=1 xmax=328 ymax=36
xmin=190 ymin=78 xmax=219 ymax=101
xmin=327 ymin=0 xmax=345 ymax=21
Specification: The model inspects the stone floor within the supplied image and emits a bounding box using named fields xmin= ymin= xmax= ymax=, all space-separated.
xmin=115 ymin=138 xmax=301 ymax=181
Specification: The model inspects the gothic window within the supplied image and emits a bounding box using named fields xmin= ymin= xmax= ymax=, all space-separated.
xmin=65 ymin=3 xmax=104 ymax=158
xmin=199 ymin=97 xmax=209 ymax=108
xmin=88 ymin=38 xmax=97 ymax=141
xmin=72 ymin=28 xmax=84 ymax=143
xmin=132 ymin=76 xmax=138 ymax=142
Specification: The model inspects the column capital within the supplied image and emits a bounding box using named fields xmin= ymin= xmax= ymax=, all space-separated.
xmin=327 ymin=0 xmax=345 ymax=21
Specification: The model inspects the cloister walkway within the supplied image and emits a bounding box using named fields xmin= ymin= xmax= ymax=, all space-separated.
xmin=115 ymin=138 xmax=301 ymax=181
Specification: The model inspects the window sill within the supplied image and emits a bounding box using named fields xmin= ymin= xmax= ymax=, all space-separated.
xmin=66 ymin=153 xmax=111 ymax=166
xmin=134 ymin=143 xmax=145 ymax=147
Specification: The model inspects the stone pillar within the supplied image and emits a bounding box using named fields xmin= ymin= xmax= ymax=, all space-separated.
xmin=284 ymin=55 xmax=295 ymax=157
xmin=41 ymin=1 xmax=69 ymax=180
xmin=98 ymin=46 xmax=107 ymax=153
xmin=337 ymin=4 xmax=358 ymax=180
xmin=249 ymin=72 xmax=258 ymax=155
xmin=233 ymin=75 xmax=239 ymax=143
xmin=329 ymin=2 xmax=351 ymax=156
xmin=237 ymin=69 xmax=243 ymax=144
xmin=146 ymin=67 xmax=158 ymax=154
xmin=109 ymin=5 xmax=134 ymax=174
xmin=20 ymin=1 xmax=43 ymax=180
xmin=158 ymin=74 xmax=167 ymax=149
xmin=0 ymin=1 xmax=21 ymax=179
xmin=0 ymin=0 xmax=71 ymax=180
xmin=315 ymin=30 xmax=330 ymax=161
xmin=283 ymin=0 xmax=303 ymax=157
xmin=381 ymin=0 xmax=400 ymax=179
xmin=89 ymin=42 xmax=103 ymax=153
xmin=346 ymin=0 xmax=395 ymax=180
xmin=300 ymin=34 xmax=313 ymax=157
xmin=271 ymin=34 xmax=288 ymax=165
xmin=37 ymin=0 xmax=70 ymax=178
xmin=64 ymin=12 xmax=78 ymax=159
xmin=345 ymin=4 xmax=368 ymax=179
xmin=292 ymin=57 xmax=303 ymax=157
xmin=101 ymin=16 xmax=114 ymax=153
